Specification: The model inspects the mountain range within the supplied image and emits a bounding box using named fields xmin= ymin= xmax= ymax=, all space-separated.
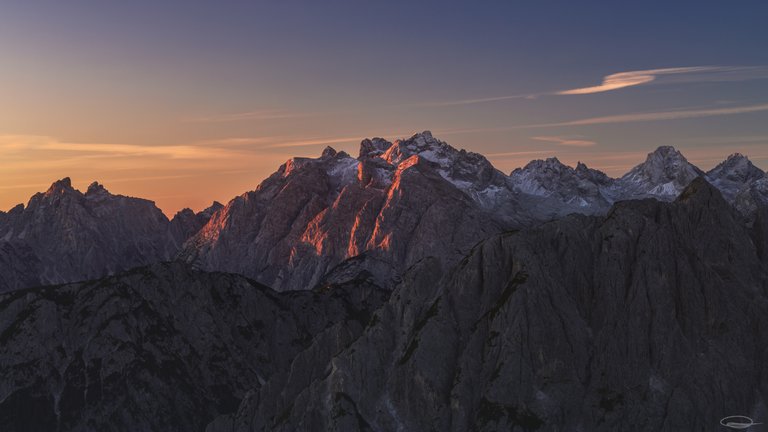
xmin=1 ymin=132 xmax=767 ymax=431
xmin=2 ymin=131 xmax=766 ymax=294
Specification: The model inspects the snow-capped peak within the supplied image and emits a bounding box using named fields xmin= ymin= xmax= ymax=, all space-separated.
xmin=380 ymin=131 xmax=449 ymax=166
xmin=706 ymin=152 xmax=765 ymax=201
xmin=359 ymin=137 xmax=392 ymax=159
xmin=513 ymin=157 xmax=569 ymax=176
xmin=357 ymin=131 xmax=506 ymax=196
xmin=617 ymin=146 xmax=704 ymax=198
xmin=707 ymin=153 xmax=764 ymax=184
xmin=509 ymin=157 xmax=612 ymax=210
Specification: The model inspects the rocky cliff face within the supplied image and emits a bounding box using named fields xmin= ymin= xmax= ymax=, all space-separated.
xmin=2 ymin=135 xmax=766 ymax=294
xmin=179 ymin=132 xmax=518 ymax=291
xmin=509 ymin=157 xmax=614 ymax=215
xmin=0 ymin=262 xmax=387 ymax=432
xmin=706 ymin=153 xmax=765 ymax=201
xmin=2 ymin=133 xmax=768 ymax=431
xmin=735 ymin=177 xmax=768 ymax=218
xmin=0 ymin=179 xmax=179 ymax=292
xmin=180 ymin=135 xmax=768 ymax=293
xmin=0 ymin=180 xmax=218 ymax=292
xmin=215 ymin=178 xmax=768 ymax=432
xmin=615 ymin=146 xmax=706 ymax=199
xmin=169 ymin=201 xmax=224 ymax=242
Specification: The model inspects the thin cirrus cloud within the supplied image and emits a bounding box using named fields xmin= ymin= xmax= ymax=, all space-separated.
xmin=551 ymin=102 xmax=768 ymax=126
xmin=419 ymin=65 xmax=768 ymax=106
xmin=197 ymin=135 xmax=384 ymax=150
xmin=0 ymin=135 xmax=233 ymax=160
xmin=409 ymin=93 xmax=536 ymax=107
xmin=263 ymin=136 xmax=366 ymax=149
xmin=531 ymin=136 xmax=596 ymax=147
xmin=408 ymin=102 xmax=768 ymax=136
xmin=184 ymin=109 xmax=313 ymax=123
xmin=557 ymin=65 xmax=768 ymax=95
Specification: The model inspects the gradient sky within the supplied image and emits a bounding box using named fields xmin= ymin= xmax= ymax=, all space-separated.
xmin=2 ymin=0 xmax=768 ymax=215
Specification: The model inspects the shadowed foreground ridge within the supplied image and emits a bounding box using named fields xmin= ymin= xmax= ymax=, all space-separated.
xmin=211 ymin=178 xmax=768 ymax=431
xmin=0 ymin=262 xmax=388 ymax=432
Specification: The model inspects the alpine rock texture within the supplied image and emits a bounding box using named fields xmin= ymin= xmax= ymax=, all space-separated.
xmin=1 ymin=132 xmax=768 ymax=432
xmin=181 ymin=132 xmax=767 ymax=292
xmin=509 ymin=157 xmax=614 ymax=215
xmin=179 ymin=132 xmax=521 ymax=291
xmin=213 ymin=178 xmax=768 ymax=432
xmin=0 ymin=179 xmax=220 ymax=292
xmin=0 ymin=262 xmax=387 ymax=431
xmin=614 ymin=146 xmax=706 ymax=199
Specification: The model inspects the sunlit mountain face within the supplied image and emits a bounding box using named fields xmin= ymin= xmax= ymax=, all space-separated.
xmin=2 ymin=1 xmax=768 ymax=431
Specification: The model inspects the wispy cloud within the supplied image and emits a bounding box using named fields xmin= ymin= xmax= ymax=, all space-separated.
xmin=0 ymin=182 xmax=55 ymax=191
xmin=672 ymin=134 xmax=768 ymax=146
xmin=417 ymin=65 xmax=768 ymax=107
xmin=531 ymin=135 xmax=597 ymax=147
xmin=410 ymin=93 xmax=536 ymax=107
xmin=0 ymin=135 xmax=235 ymax=160
xmin=484 ymin=150 xmax=557 ymax=157
xmin=553 ymin=102 xmax=768 ymax=126
xmin=194 ymin=137 xmax=277 ymax=147
xmin=184 ymin=109 xmax=311 ymax=123
xmin=413 ymin=102 xmax=768 ymax=135
xmin=556 ymin=66 xmax=768 ymax=95
xmin=263 ymin=136 xmax=364 ymax=149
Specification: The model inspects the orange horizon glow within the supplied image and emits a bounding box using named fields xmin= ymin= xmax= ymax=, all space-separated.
xmin=2 ymin=3 xmax=768 ymax=218
xmin=2 ymin=131 xmax=767 ymax=217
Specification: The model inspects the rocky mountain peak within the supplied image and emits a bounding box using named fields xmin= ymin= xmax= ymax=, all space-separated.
xmin=0 ymin=180 xmax=181 ymax=292
xmin=44 ymin=177 xmax=75 ymax=196
xmin=85 ymin=181 xmax=109 ymax=196
xmin=321 ymin=146 xmax=337 ymax=158
xmin=509 ymin=157 xmax=613 ymax=210
xmin=174 ymin=208 xmax=196 ymax=219
xmin=649 ymin=144 xmax=679 ymax=157
xmin=708 ymin=152 xmax=764 ymax=184
xmin=618 ymin=146 xmax=704 ymax=198
xmin=169 ymin=202 xmax=224 ymax=244
xmin=201 ymin=201 xmax=224 ymax=218
xmin=516 ymin=157 xmax=569 ymax=175
xmin=359 ymin=137 xmax=393 ymax=159
xmin=382 ymin=131 xmax=447 ymax=165
xmin=373 ymin=131 xmax=505 ymax=195
xmin=7 ymin=203 xmax=24 ymax=215
xmin=640 ymin=146 xmax=692 ymax=173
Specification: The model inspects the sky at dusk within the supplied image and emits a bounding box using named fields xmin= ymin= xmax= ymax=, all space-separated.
xmin=2 ymin=0 xmax=768 ymax=215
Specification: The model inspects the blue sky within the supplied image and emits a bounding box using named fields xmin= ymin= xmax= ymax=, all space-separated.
xmin=1 ymin=0 xmax=768 ymax=213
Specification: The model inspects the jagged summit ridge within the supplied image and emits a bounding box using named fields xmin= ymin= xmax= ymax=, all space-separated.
xmin=0 ymin=179 xmax=215 ymax=292
xmin=179 ymin=135 xmax=768 ymax=292
xmin=509 ymin=157 xmax=612 ymax=209
xmin=706 ymin=152 xmax=765 ymax=201
xmin=179 ymin=131 xmax=510 ymax=291
xmin=211 ymin=163 xmax=768 ymax=432
xmin=2 ymin=137 xmax=767 ymax=293
xmin=616 ymin=145 xmax=706 ymax=198
xmin=1 ymin=137 xmax=767 ymax=432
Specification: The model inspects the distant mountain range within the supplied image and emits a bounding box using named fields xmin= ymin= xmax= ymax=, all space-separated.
xmin=0 ymin=178 xmax=220 ymax=292
xmin=2 ymin=131 xmax=766 ymax=293
xmin=1 ymin=132 xmax=768 ymax=431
